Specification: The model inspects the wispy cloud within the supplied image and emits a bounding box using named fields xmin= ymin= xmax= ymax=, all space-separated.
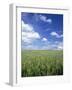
xmin=39 ymin=15 xmax=52 ymax=24
xmin=50 ymin=31 xmax=63 ymax=38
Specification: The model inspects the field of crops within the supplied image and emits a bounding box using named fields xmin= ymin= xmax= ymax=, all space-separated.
xmin=21 ymin=50 xmax=63 ymax=77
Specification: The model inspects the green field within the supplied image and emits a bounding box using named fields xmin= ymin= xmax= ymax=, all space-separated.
xmin=21 ymin=50 xmax=63 ymax=77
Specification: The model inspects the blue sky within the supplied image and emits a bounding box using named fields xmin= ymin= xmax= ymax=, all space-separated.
xmin=21 ymin=12 xmax=63 ymax=50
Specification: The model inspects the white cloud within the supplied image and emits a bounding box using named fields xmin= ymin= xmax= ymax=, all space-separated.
xmin=22 ymin=21 xmax=33 ymax=32
xmin=42 ymin=38 xmax=47 ymax=41
xmin=39 ymin=15 xmax=52 ymax=23
xmin=46 ymin=19 xmax=52 ymax=23
xmin=22 ymin=37 xmax=32 ymax=44
xmin=57 ymin=46 xmax=63 ymax=50
xmin=50 ymin=32 xmax=63 ymax=38
xmin=39 ymin=15 xmax=46 ymax=22
xmin=50 ymin=32 xmax=58 ymax=36
xmin=22 ymin=20 xmax=40 ymax=44
xmin=40 ymin=41 xmax=63 ymax=50
xmin=57 ymin=42 xmax=63 ymax=50
xmin=22 ymin=32 xmax=40 ymax=39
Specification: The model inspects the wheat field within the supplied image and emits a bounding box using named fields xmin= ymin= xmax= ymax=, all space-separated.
xmin=21 ymin=50 xmax=63 ymax=77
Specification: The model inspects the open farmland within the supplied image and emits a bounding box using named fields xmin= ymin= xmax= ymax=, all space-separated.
xmin=21 ymin=50 xmax=63 ymax=77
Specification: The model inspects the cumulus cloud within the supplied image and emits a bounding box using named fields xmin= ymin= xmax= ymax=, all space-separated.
xmin=22 ymin=21 xmax=33 ymax=32
xmin=22 ymin=31 xmax=40 ymax=39
xmin=22 ymin=20 xmax=40 ymax=44
xmin=39 ymin=15 xmax=52 ymax=23
xmin=50 ymin=32 xmax=63 ymax=38
xmin=42 ymin=38 xmax=47 ymax=41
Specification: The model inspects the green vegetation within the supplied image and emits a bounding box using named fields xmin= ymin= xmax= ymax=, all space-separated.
xmin=21 ymin=50 xmax=63 ymax=77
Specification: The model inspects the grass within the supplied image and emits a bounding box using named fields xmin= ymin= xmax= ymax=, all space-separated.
xmin=21 ymin=50 xmax=63 ymax=77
